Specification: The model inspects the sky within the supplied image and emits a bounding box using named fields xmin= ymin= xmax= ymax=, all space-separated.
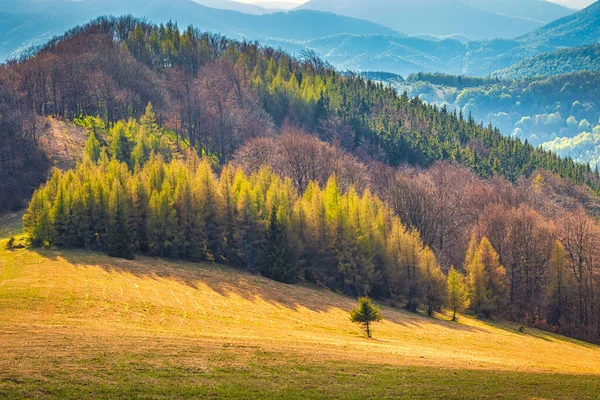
xmin=548 ymin=0 xmax=596 ymax=8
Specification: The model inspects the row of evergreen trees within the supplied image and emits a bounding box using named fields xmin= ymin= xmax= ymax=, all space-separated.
xmin=23 ymin=149 xmax=515 ymax=318
xmin=20 ymin=150 xmax=418 ymax=294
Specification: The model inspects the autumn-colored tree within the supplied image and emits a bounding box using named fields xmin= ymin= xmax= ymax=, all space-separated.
xmin=557 ymin=209 xmax=600 ymax=329
xmin=546 ymin=240 xmax=576 ymax=327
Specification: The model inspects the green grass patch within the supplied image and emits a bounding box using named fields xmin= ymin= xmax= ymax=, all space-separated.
xmin=1 ymin=354 xmax=599 ymax=399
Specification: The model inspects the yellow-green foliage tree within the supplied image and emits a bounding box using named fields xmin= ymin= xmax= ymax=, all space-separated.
xmin=23 ymin=152 xmax=437 ymax=295
xmin=447 ymin=266 xmax=469 ymax=321
xmin=420 ymin=247 xmax=447 ymax=316
xmin=546 ymin=240 xmax=577 ymax=328
xmin=465 ymin=236 xmax=508 ymax=317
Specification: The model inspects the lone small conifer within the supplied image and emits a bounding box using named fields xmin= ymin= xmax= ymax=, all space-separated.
xmin=350 ymin=297 xmax=382 ymax=338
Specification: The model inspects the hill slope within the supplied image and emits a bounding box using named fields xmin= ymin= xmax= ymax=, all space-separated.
xmin=1 ymin=1 xmax=400 ymax=61
xmin=1 ymin=228 xmax=600 ymax=397
xmin=493 ymin=43 xmax=600 ymax=78
xmin=298 ymin=0 xmax=572 ymax=40
xmin=517 ymin=0 xmax=600 ymax=50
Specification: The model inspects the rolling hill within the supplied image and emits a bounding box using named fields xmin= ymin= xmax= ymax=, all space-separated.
xmin=298 ymin=0 xmax=573 ymax=40
xmin=1 ymin=0 xmax=400 ymax=61
xmin=492 ymin=43 xmax=600 ymax=78
xmin=273 ymin=0 xmax=600 ymax=76
xmin=301 ymin=34 xmax=466 ymax=76
xmin=3 ymin=0 xmax=599 ymax=77
xmin=1 ymin=226 xmax=600 ymax=398
xmin=517 ymin=0 xmax=600 ymax=50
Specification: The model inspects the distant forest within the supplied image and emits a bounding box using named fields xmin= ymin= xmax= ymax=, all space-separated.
xmin=384 ymin=71 xmax=600 ymax=166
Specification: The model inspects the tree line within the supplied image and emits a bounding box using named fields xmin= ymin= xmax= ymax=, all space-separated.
xmin=23 ymin=145 xmax=446 ymax=303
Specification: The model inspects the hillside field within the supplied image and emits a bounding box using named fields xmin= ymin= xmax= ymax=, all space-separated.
xmin=1 ymin=219 xmax=600 ymax=399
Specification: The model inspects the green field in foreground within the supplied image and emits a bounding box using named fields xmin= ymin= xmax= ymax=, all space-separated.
xmin=1 ymin=217 xmax=599 ymax=399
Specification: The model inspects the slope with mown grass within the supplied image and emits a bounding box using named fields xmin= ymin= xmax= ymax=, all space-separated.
xmin=1 ymin=227 xmax=600 ymax=399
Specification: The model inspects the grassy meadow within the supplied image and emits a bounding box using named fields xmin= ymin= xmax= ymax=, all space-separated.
xmin=1 ymin=218 xmax=599 ymax=399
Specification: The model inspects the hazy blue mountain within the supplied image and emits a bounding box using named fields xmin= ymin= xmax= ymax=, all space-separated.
xmin=3 ymin=0 xmax=599 ymax=78
xmin=1 ymin=0 xmax=400 ymax=60
xmin=300 ymin=34 xmax=466 ymax=76
xmin=516 ymin=0 xmax=600 ymax=50
xmin=493 ymin=43 xmax=600 ymax=78
xmin=462 ymin=0 xmax=573 ymax=23
xmin=297 ymin=0 xmax=573 ymax=40
xmin=191 ymin=0 xmax=270 ymax=14
xmin=293 ymin=0 xmax=600 ymax=77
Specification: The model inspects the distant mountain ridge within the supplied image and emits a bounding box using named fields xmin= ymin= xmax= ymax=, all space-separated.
xmin=0 ymin=0 xmax=400 ymax=61
xmin=492 ymin=43 xmax=600 ymax=78
xmin=2 ymin=0 xmax=600 ymax=79
xmin=294 ymin=0 xmax=600 ymax=76
xmin=297 ymin=0 xmax=573 ymax=40
xmin=516 ymin=0 xmax=600 ymax=49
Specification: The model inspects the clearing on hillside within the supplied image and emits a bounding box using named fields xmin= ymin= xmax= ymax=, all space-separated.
xmin=0 ymin=229 xmax=599 ymax=399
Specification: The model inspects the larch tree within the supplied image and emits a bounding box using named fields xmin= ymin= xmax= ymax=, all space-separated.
xmin=447 ymin=266 xmax=469 ymax=321
xmin=350 ymin=297 xmax=383 ymax=338
xmin=466 ymin=236 xmax=508 ymax=317
xmin=106 ymin=180 xmax=135 ymax=260
xmin=84 ymin=132 xmax=102 ymax=163
xmin=420 ymin=247 xmax=447 ymax=316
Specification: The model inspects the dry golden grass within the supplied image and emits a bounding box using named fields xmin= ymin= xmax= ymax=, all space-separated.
xmin=1 ymin=234 xmax=600 ymax=398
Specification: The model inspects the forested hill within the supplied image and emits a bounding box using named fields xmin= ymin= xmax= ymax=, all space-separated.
xmin=3 ymin=16 xmax=598 ymax=212
xmin=516 ymin=0 xmax=600 ymax=50
xmin=492 ymin=43 xmax=600 ymax=79
xmin=7 ymin=16 xmax=600 ymax=344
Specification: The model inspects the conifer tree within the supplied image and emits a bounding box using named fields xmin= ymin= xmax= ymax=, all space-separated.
xmin=23 ymin=190 xmax=52 ymax=247
xmin=259 ymin=205 xmax=297 ymax=283
xmin=131 ymin=139 xmax=147 ymax=168
xmin=84 ymin=132 xmax=102 ymax=163
xmin=447 ymin=266 xmax=469 ymax=321
xmin=420 ymin=247 xmax=447 ymax=316
xmin=350 ymin=297 xmax=382 ymax=338
xmin=132 ymin=180 xmax=150 ymax=252
xmin=196 ymin=160 xmax=222 ymax=261
xmin=107 ymin=180 xmax=135 ymax=259
xmin=235 ymin=184 xmax=262 ymax=272
xmin=147 ymin=181 xmax=178 ymax=257
xmin=50 ymin=181 xmax=70 ymax=246
xmin=466 ymin=236 xmax=508 ymax=317
xmin=109 ymin=122 xmax=133 ymax=165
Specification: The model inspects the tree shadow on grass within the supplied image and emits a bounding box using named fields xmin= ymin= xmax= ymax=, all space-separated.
xmin=33 ymin=247 xmax=351 ymax=314
xmin=490 ymin=319 xmax=600 ymax=349
xmin=27 ymin=248 xmax=554 ymax=336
